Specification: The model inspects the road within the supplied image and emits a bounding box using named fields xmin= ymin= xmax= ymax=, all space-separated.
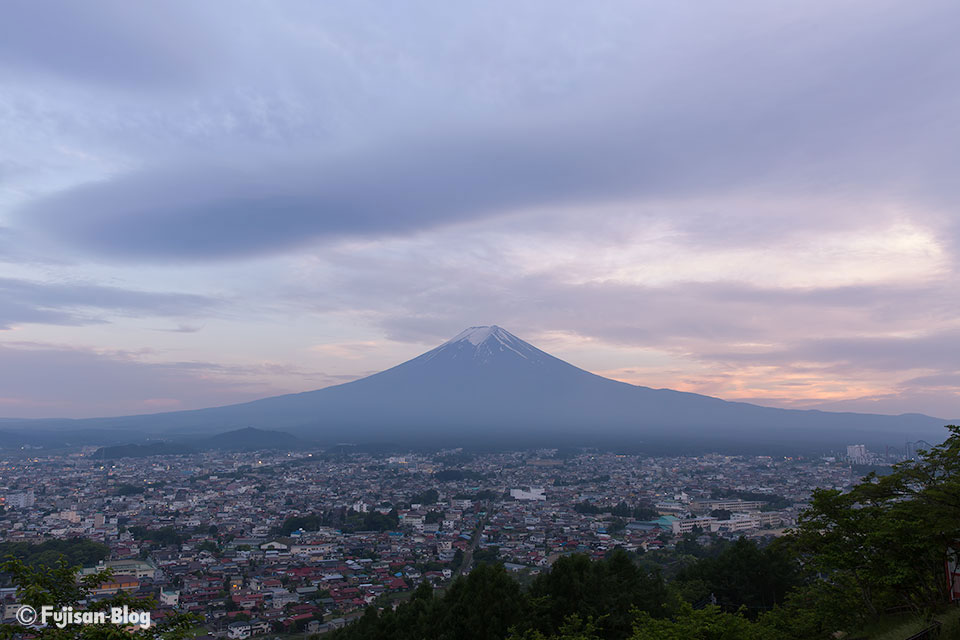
xmin=453 ymin=500 xmax=489 ymax=579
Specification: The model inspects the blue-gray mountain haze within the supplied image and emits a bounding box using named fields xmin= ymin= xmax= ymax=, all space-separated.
xmin=0 ymin=327 xmax=952 ymax=453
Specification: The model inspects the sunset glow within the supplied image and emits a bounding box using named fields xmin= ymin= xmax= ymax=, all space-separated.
xmin=1 ymin=1 xmax=958 ymax=420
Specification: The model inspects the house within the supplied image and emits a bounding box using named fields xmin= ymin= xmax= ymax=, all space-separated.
xmin=226 ymin=621 xmax=251 ymax=639
xmin=83 ymin=559 xmax=158 ymax=580
xmin=270 ymin=588 xmax=299 ymax=607
xmin=250 ymin=620 xmax=271 ymax=635
xmin=400 ymin=513 xmax=424 ymax=527
xmin=90 ymin=578 xmax=139 ymax=595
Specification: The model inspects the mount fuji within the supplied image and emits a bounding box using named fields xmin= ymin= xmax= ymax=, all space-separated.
xmin=1 ymin=326 xmax=952 ymax=451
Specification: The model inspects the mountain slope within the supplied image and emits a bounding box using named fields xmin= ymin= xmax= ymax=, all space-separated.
xmin=0 ymin=326 xmax=953 ymax=450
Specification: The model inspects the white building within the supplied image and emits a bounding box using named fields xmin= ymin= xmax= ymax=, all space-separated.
xmin=5 ymin=491 xmax=35 ymax=509
xmin=846 ymin=444 xmax=868 ymax=464
xmin=227 ymin=621 xmax=252 ymax=639
xmin=691 ymin=499 xmax=765 ymax=513
xmin=510 ymin=487 xmax=546 ymax=501
xmin=718 ymin=515 xmax=759 ymax=532
xmin=270 ymin=588 xmax=298 ymax=607
xmin=671 ymin=516 xmax=718 ymax=534
xmin=4 ymin=604 xmax=30 ymax=622
xmin=83 ymin=559 xmax=158 ymax=580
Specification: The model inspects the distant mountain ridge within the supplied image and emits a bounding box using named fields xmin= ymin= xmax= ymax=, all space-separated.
xmin=205 ymin=426 xmax=300 ymax=449
xmin=90 ymin=427 xmax=300 ymax=458
xmin=0 ymin=326 xmax=954 ymax=452
xmin=91 ymin=441 xmax=196 ymax=459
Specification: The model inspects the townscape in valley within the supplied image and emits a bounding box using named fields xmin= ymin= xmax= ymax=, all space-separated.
xmin=0 ymin=442 xmax=884 ymax=636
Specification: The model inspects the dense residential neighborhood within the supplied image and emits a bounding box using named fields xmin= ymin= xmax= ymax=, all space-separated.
xmin=0 ymin=445 xmax=868 ymax=635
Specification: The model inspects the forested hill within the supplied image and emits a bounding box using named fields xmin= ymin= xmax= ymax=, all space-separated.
xmin=329 ymin=544 xmax=797 ymax=640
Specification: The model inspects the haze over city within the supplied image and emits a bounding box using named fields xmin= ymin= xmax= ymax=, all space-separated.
xmin=2 ymin=0 xmax=960 ymax=421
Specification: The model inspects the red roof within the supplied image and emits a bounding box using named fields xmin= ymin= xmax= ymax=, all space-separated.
xmin=285 ymin=613 xmax=314 ymax=624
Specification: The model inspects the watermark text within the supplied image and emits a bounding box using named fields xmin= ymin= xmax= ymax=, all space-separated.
xmin=16 ymin=605 xmax=151 ymax=629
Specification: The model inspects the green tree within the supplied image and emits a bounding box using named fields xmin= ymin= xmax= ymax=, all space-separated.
xmin=0 ymin=540 xmax=109 ymax=570
xmin=127 ymin=526 xmax=182 ymax=547
xmin=524 ymin=549 xmax=667 ymax=639
xmin=198 ymin=541 xmax=219 ymax=554
xmin=631 ymin=604 xmax=776 ymax=640
xmin=432 ymin=563 xmax=525 ymax=639
xmin=509 ymin=615 xmax=602 ymax=640
xmin=410 ymin=489 xmax=439 ymax=506
xmin=790 ymin=425 xmax=960 ymax=626
xmin=113 ymin=484 xmax=144 ymax=496
xmin=0 ymin=556 xmax=197 ymax=640
xmin=674 ymin=538 xmax=800 ymax=616
xmin=606 ymin=518 xmax=626 ymax=534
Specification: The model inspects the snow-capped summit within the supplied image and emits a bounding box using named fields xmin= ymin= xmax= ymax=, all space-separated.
xmin=446 ymin=325 xmax=505 ymax=346
xmin=427 ymin=325 xmax=547 ymax=364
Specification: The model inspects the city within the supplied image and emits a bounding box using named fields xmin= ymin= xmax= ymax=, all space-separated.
xmin=0 ymin=443 xmax=876 ymax=636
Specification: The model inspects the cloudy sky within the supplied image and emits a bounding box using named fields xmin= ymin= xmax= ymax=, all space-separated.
xmin=2 ymin=0 xmax=959 ymax=419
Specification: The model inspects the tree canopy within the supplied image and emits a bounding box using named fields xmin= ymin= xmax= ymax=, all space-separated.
xmin=0 ymin=556 xmax=197 ymax=640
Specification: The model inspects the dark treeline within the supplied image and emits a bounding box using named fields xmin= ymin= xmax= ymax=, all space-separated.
xmin=434 ymin=469 xmax=486 ymax=482
xmin=127 ymin=525 xmax=184 ymax=546
xmin=277 ymin=508 xmax=399 ymax=535
xmin=331 ymin=550 xmax=660 ymax=640
xmin=330 ymin=542 xmax=800 ymax=640
xmin=553 ymin=474 xmax=611 ymax=487
xmin=0 ymin=539 xmax=108 ymax=574
xmin=573 ymin=500 xmax=659 ymax=521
